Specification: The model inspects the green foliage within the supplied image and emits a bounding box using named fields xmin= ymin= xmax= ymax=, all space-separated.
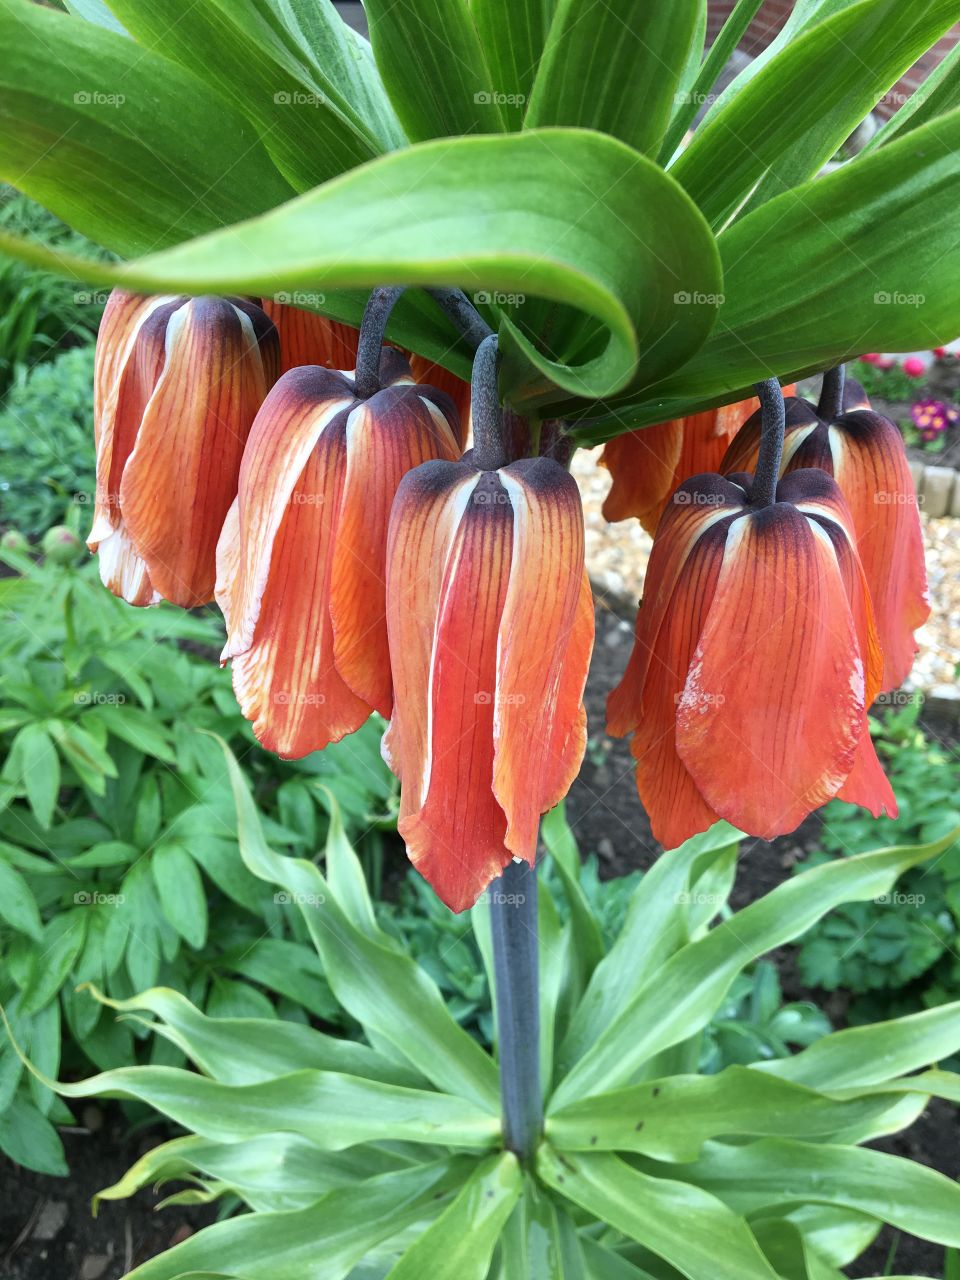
xmin=0 ymin=188 xmax=108 ymax=396
xmin=20 ymin=761 xmax=958 ymax=1279
xmin=0 ymin=550 xmax=397 ymax=1174
xmin=795 ymin=702 xmax=960 ymax=1023
xmin=0 ymin=344 xmax=96 ymax=537
xmin=853 ymin=357 xmax=922 ymax=403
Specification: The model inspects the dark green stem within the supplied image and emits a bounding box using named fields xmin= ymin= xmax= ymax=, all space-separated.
xmin=490 ymin=857 xmax=541 ymax=1162
xmin=354 ymin=286 xmax=404 ymax=399
xmin=750 ymin=379 xmax=786 ymax=508
xmin=426 ymin=287 xmax=494 ymax=352
xmin=471 ymin=334 xmax=506 ymax=471
xmin=817 ymin=364 xmax=846 ymax=421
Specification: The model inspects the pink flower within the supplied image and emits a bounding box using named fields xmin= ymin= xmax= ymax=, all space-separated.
xmin=903 ymin=357 xmax=926 ymax=378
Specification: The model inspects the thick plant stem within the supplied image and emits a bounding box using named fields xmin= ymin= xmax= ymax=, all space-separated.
xmin=472 ymin=333 xmax=507 ymax=471
xmin=490 ymin=856 xmax=541 ymax=1162
xmin=354 ymin=286 xmax=404 ymax=399
xmin=818 ymin=363 xmax=846 ymax=421
xmin=427 ymin=286 xmax=494 ymax=351
xmin=750 ymin=378 xmax=786 ymax=508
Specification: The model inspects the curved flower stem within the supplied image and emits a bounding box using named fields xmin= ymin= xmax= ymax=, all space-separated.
xmin=472 ymin=333 xmax=507 ymax=471
xmin=490 ymin=857 xmax=541 ymax=1162
xmin=426 ymin=286 xmax=495 ymax=352
xmin=817 ymin=363 xmax=847 ymax=421
xmin=354 ymin=286 xmax=405 ymax=399
xmin=751 ymin=378 xmax=786 ymax=508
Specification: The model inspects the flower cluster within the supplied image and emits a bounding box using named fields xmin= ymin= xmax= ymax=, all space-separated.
xmin=911 ymin=398 xmax=959 ymax=443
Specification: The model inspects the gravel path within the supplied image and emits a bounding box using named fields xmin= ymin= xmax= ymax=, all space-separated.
xmin=572 ymin=446 xmax=960 ymax=696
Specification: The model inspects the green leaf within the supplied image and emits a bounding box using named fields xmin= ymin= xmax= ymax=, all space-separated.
xmin=56 ymin=1062 xmax=499 ymax=1151
xmin=2 ymin=130 xmax=721 ymax=405
xmin=21 ymin=911 xmax=88 ymax=1014
xmin=221 ymin=938 xmax=338 ymax=1021
xmin=0 ymin=1091 xmax=67 ymax=1176
xmin=87 ymin=986 xmax=424 ymax=1088
xmin=48 ymin=719 xmax=116 ymax=794
xmin=471 ymin=0 xmax=554 ymax=131
xmin=674 ymin=1138 xmax=960 ymax=1245
xmin=5 ymin=723 xmax=59 ymax=827
xmin=526 ymin=0 xmax=701 ymax=155
xmin=119 ymin=1159 xmax=470 ymax=1280
xmin=659 ymin=0 xmax=766 ymax=163
xmin=364 ymin=0 xmax=505 ymax=141
xmin=671 ymin=0 xmax=960 ymax=227
xmin=866 ymin=37 xmax=960 ymax=150
xmin=218 ymin=738 xmax=500 ymax=1110
xmin=386 ymin=1152 xmax=520 ymax=1279
xmin=585 ymin=108 xmax=960 ymax=434
xmin=0 ymin=0 xmax=295 ymax=256
xmin=63 ymin=0 xmax=128 ymax=34
xmin=538 ymin=1147 xmax=779 ymax=1280
xmin=102 ymin=0 xmax=380 ymax=193
xmin=96 ymin=704 xmax=175 ymax=763
xmin=551 ymin=830 xmax=959 ymax=1107
xmin=546 ymin=1065 xmax=902 ymax=1160
xmin=0 ymin=857 xmax=43 ymax=940
xmin=496 ymin=1177 xmax=586 ymax=1279
xmin=151 ymin=843 xmax=208 ymax=949
xmin=323 ymin=789 xmax=379 ymax=937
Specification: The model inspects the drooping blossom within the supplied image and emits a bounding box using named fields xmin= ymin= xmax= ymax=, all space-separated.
xmin=89 ymin=289 xmax=279 ymax=607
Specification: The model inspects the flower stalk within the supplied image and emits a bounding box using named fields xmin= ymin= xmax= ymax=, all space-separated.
xmin=354 ymin=286 xmax=405 ymax=398
xmin=750 ymin=378 xmax=786 ymax=507
xmin=818 ymin=363 xmax=847 ymax=421
xmin=471 ymin=333 xmax=506 ymax=470
xmin=489 ymin=856 xmax=541 ymax=1162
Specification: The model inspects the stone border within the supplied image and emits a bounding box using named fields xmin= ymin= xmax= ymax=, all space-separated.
xmin=908 ymin=461 xmax=960 ymax=518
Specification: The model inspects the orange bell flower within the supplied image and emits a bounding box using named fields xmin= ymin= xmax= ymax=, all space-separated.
xmin=383 ymin=456 xmax=594 ymax=912
xmin=721 ymin=381 xmax=928 ymax=690
xmin=599 ymin=389 xmax=794 ymax=535
xmin=216 ymin=349 xmax=461 ymax=758
xmin=89 ymin=289 xmax=279 ymax=607
xmin=608 ymin=467 xmax=896 ymax=850
xmin=260 ymin=297 xmax=471 ymax=446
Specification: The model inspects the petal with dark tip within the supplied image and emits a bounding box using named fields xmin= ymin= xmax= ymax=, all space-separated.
xmin=676 ymin=505 xmax=864 ymax=839
xmin=398 ymin=471 xmax=515 ymax=912
xmin=330 ymin=386 xmax=460 ymax=717
xmin=493 ymin=458 xmax=593 ymax=861
xmin=720 ymin=396 xmax=821 ymax=476
xmin=120 ymin=298 xmax=275 ymax=606
xmin=408 ymin=354 xmax=471 ymax=444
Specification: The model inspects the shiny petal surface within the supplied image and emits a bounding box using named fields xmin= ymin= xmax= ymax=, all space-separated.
xmin=217 ymin=366 xmax=356 ymax=660
xmin=330 ymin=386 xmax=460 ymax=716
xmin=120 ymin=298 xmax=275 ymax=606
xmin=676 ymin=505 xmax=865 ymax=839
xmin=230 ymin=413 xmax=371 ymax=757
xmin=261 ymin=298 xmax=359 ymax=373
xmin=493 ymin=458 xmax=593 ymax=860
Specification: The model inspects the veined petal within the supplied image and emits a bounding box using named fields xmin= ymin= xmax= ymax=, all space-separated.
xmin=600 ymin=420 xmax=682 ymax=530
xmin=676 ymin=505 xmax=865 ymax=839
xmin=408 ymin=354 xmax=471 ymax=446
xmin=217 ymin=365 xmax=356 ymax=659
xmin=330 ymin=385 xmax=460 ymax=717
xmin=229 ymin=413 xmax=371 ymax=757
xmin=629 ymin=520 xmax=731 ymax=849
xmin=607 ymin=474 xmax=748 ymax=736
xmin=493 ymin=458 xmax=593 ymax=861
xmin=720 ymin=397 xmax=820 ymax=477
xmin=120 ymin=298 xmax=276 ymax=606
xmin=95 ymin=522 xmax=159 ymax=607
xmin=261 ymin=298 xmax=359 ymax=373
xmin=391 ymin=469 xmax=515 ymax=912
xmin=93 ymin=289 xmax=164 ymax=441
xmin=383 ymin=459 xmax=478 ymax=811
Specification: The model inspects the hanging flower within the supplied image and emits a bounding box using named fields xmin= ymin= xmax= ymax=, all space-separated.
xmin=608 ymin=468 xmax=896 ymax=850
xmin=261 ymin=297 xmax=471 ymax=445
xmin=383 ymin=456 xmax=593 ymax=912
xmin=722 ymin=395 xmax=929 ymax=691
xmin=216 ymin=349 xmax=460 ymax=758
xmin=599 ymin=390 xmax=794 ymax=535
xmin=89 ymin=289 xmax=279 ymax=607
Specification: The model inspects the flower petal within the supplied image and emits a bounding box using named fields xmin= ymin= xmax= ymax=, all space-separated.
xmin=260 ymin=298 xmax=359 ymax=373
xmin=600 ymin=420 xmax=682 ymax=530
xmin=676 ymin=505 xmax=865 ymax=839
xmin=120 ymin=298 xmax=276 ymax=606
xmin=408 ymin=354 xmax=471 ymax=446
xmin=229 ymin=412 xmax=371 ymax=757
xmin=330 ymin=385 xmax=460 ymax=716
xmin=493 ymin=458 xmax=593 ymax=860
xmin=95 ymin=522 xmax=159 ymax=607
